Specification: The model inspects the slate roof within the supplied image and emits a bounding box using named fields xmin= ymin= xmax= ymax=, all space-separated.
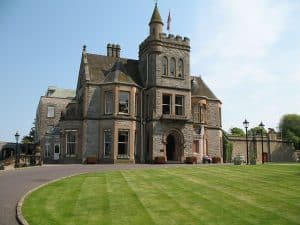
xmin=104 ymin=60 xmax=138 ymax=85
xmin=85 ymin=53 xmax=141 ymax=86
xmin=46 ymin=86 xmax=75 ymax=99
xmin=149 ymin=3 xmax=163 ymax=25
xmin=191 ymin=76 xmax=220 ymax=101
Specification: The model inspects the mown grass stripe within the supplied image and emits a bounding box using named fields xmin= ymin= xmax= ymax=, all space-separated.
xmin=125 ymin=169 xmax=204 ymax=225
xmin=170 ymin=167 xmax=300 ymax=224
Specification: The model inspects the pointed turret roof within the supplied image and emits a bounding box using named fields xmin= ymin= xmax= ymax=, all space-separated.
xmin=149 ymin=3 xmax=163 ymax=25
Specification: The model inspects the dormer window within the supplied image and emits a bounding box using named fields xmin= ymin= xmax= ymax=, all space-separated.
xmin=170 ymin=57 xmax=176 ymax=77
xmin=162 ymin=56 xmax=168 ymax=76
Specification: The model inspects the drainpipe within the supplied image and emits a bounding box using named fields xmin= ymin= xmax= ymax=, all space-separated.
xmin=140 ymin=54 xmax=149 ymax=163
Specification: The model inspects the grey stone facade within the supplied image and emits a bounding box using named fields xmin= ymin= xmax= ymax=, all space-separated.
xmin=35 ymin=4 xmax=223 ymax=164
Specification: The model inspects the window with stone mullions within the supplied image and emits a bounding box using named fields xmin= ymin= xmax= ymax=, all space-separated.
xmin=47 ymin=106 xmax=55 ymax=118
xmin=162 ymin=56 xmax=168 ymax=76
xmin=178 ymin=59 xmax=184 ymax=78
xmin=119 ymin=91 xmax=129 ymax=114
xmin=170 ymin=58 xmax=176 ymax=77
xmin=175 ymin=95 xmax=184 ymax=115
xmin=193 ymin=104 xmax=200 ymax=123
xmin=104 ymin=130 xmax=112 ymax=157
xmin=66 ymin=132 xmax=76 ymax=156
xmin=118 ymin=130 xmax=129 ymax=156
xmin=105 ymin=91 xmax=113 ymax=114
xmin=162 ymin=94 xmax=171 ymax=114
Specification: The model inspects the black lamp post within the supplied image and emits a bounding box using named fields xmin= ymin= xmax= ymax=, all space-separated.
xmin=15 ymin=131 xmax=20 ymax=167
xmin=259 ymin=121 xmax=265 ymax=164
xmin=243 ymin=119 xmax=249 ymax=164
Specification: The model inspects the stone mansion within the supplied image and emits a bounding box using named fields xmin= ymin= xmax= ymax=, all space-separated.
xmin=35 ymin=4 xmax=223 ymax=164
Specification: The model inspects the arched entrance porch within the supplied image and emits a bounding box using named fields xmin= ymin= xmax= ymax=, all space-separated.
xmin=164 ymin=129 xmax=184 ymax=163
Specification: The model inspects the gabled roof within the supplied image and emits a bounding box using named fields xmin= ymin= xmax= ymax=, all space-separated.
xmin=85 ymin=53 xmax=141 ymax=85
xmin=191 ymin=76 xmax=220 ymax=101
xmin=104 ymin=60 xmax=138 ymax=85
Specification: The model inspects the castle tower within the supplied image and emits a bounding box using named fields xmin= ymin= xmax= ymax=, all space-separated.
xmin=139 ymin=4 xmax=193 ymax=163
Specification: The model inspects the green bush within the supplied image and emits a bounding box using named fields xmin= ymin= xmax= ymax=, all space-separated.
xmin=233 ymin=155 xmax=242 ymax=165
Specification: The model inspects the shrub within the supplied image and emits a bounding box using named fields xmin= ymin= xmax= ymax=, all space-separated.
xmin=212 ymin=157 xmax=221 ymax=164
xmin=86 ymin=157 xmax=97 ymax=164
xmin=154 ymin=156 xmax=166 ymax=164
xmin=233 ymin=155 xmax=242 ymax=165
xmin=202 ymin=155 xmax=212 ymax=164
xmin=185 ymin=156 xmax=197 ymax=164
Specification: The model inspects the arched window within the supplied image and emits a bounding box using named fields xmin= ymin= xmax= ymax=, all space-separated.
xmin=178 ymin=59 xmax=184 ymax=78
xmin=170 ymin=57 xmax=176 ymax=77
xmin=162 ymin=56 xmax=168 ymax=76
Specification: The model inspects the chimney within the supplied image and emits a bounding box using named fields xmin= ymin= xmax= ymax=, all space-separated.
xmin=107 ymin=43 xmax=121 ymax=58
xmin=116 ymin=44 xmax=121 ymax=58
xmin=107 ymin=43 xmax=113 ymax=57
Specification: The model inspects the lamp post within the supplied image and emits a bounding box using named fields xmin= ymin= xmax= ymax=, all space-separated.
xmin=259 ymin=121 xmax=265 ymax=164
xmin=243 ymin=119 xmax=249 ymax=164
xmin=15 ymin=131 xmax=20 ymax=167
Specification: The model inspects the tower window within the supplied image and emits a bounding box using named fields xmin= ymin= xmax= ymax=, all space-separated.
xmin=162 ymin=56 xmax=168 ymax=76
xmin=175 ymin=95 xmax=184 ymax=115
xmin=162 ymin=94 xmax=171 ymax=114
xmin=178 ymin=59 xmax=184 ymax=78
xmin=170 ymin=58 xmax=176 ymax=77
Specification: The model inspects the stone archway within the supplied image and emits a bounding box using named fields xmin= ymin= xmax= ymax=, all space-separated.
xmin=163 ymin=129 xmax=184 ymax=162
xmin=166 ymin=134 xmax=176 ymax=160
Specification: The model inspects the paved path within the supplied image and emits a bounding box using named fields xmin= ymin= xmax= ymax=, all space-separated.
xmin=0 ymin=164 xmax=183 ymax=225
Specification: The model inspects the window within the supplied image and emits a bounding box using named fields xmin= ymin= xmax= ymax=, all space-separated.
xmin=178 ymin=59 xmax=184 ymax=78
xmin=193 ymin=140 xmax=199 ymax=153
xmin=46 ymin=125 xmax=53 ymax=134
xmin=47 ymin=106 xmax=55 ymax=118
xmin=162 ymin=56 xmax=168 ymax=75
xmin=104 ymin=130 xmax=112 ymax=157
xmin=118 ymin=130 xmax=129 ymax=156
xmin=170 ymin=58 xmax=176 ymax=76
xmin=162 ymin=94 xmax=171 ymax=114
xmin=66 ymin=132 xmax=76 ymax=156
xmin=45 ymin=143 xmax=50 ymax=157
xmin=201 ymin=104 xmax=207 ymax=123
xmin=135 ymin=93 xmax=139 ymax=116
xmin=105 ymin=91 xmax=113 ymax=114
xmin=175 ymin=95 xmax=184 ymax=115
xmin=193 ymin=104 xmax=200 ymax=123
xmin=119 ymin=91 xmax=129 ymax=114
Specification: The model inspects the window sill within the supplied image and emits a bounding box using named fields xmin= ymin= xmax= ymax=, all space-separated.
xmin=161 ymin=114 xmax=188 ymax=121
xmin=117 ymin=154 xmax=130 ymax=159
xmin=161 ymin=75 xmax=185 ymax=80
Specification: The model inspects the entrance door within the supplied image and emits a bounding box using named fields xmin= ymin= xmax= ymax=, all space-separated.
xmin=263 ymin=152 xmax=268 ymax=163
xmin=166 ymin=134 xmax=176 ymax=161
xmin=53 ymin=144 xmax=60 ymax=160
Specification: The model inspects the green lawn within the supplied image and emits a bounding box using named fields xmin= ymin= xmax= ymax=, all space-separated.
xmin=23 ymin=164 xmax=300 ymax=225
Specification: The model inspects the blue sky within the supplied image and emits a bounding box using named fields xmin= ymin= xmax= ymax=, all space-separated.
xmin=0 ymin=0 xmax=299 ymax=142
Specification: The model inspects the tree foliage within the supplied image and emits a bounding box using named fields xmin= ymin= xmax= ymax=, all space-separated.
xmin=229 ymin=127 xmax=245 ymax=136
xmin=22 ymin=127 xmax=35 ymax=144
xmin=248 ymin=126 xmax=267 ymax=136
xmin=279 ymin=114 xmax=300 ymax=149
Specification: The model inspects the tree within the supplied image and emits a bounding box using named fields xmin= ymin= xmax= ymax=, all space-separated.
xmin=229 ymin=127 xmax=245 ymax=136
xmin=279 ymin=114 xmax=300 ymax=149
xmin=22 ymin=127 xmax=35 ymax=144
xmin=248 ymin=126 xmax=267 ymax=136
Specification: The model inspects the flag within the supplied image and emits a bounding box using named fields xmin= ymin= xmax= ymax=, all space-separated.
xmin=167 ymin=10 xmax=171 ymax=31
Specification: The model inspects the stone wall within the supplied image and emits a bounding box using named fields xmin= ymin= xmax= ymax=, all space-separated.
xmin=228 ymin=135 xmax=296 ymax=163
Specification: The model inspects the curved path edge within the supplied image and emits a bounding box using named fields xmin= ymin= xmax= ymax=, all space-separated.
xmin=16 ymin=172 xmax=87 ymax=225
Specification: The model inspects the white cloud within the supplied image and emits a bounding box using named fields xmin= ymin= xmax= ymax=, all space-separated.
xmin=190 ymin=0 xmax=299 ymax=131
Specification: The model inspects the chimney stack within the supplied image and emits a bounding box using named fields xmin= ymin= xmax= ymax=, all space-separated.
xmin=107 ymin=43 xmax=121 ymax=58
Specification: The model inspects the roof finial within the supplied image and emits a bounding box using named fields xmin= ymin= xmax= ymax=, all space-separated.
xmin=82 ymin=45 xmax=86 ymax=52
